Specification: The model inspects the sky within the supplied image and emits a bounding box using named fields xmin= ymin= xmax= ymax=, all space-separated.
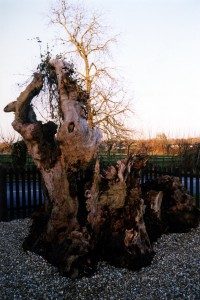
xmin=0 ymin=0 xmax=200 ymax=139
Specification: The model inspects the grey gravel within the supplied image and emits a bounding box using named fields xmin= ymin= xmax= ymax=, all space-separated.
xmin=0 ymin=218 xmax=200 ymax=300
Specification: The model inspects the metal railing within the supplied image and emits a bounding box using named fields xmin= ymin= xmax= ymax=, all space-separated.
xmin=0 ymin=162 xmax=199 ymax=221
xmin=0 ymin=166 xmax=43 ymax=221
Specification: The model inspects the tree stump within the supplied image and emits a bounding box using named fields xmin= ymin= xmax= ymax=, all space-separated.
xmin=4 ymin=59 xmax=199 ymax=278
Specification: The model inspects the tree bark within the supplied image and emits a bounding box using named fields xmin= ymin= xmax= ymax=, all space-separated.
xmin=4 ymin=60 xmax=200 ymax=278
xmin=142 ymin=175 xmax=200 ymax=239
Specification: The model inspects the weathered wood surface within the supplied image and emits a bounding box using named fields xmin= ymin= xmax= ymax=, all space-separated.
xmin=4 ymin=59 xmax=199 ymax=278
xmin=142 ymin=175 xmax=200 ymax=241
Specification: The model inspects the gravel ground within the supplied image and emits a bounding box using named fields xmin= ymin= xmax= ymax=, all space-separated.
xmin=0 ymin=218 xmax=199 ymax=300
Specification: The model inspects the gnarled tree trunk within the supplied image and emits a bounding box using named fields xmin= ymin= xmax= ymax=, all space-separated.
xmin=4 ymin=59 xmax=199 ymax=278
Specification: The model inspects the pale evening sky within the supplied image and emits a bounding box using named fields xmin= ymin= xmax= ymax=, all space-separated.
xmin=0 ymin=0 xmax=200 ymax=139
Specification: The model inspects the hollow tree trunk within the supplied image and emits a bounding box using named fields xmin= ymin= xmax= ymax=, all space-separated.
xmin=4 ymin=61 xmax=102 ymax=277
xmin=4 ymin=59 xmax=199 ymax=278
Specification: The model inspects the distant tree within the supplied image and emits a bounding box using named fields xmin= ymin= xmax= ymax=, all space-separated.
xmin=155 ymin=133 xmax=167 ymax=141
xmin=155 ymin=132 xmax=168 ymax=154
xmin=0 ymin=131 xmax=19 ymax=154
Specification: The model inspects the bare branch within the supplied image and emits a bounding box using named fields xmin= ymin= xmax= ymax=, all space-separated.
xmin=47 ymin=0 xmax=132 ymax=138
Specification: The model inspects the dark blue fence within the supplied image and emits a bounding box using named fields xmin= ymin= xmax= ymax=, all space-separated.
xmin=0 ymin=164 xmax=199 ymax=221
xmin=0 ymin=166 xmax=44 ymax=221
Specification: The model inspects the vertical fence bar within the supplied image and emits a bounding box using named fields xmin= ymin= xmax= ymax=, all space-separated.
xmin=26 ymin=167 xmax=32 ymax=215
xmin=32 ymin=166 xmax=37 ymax=210
xmin=189 ymin=169 xmax=194 ymax=196
xmin=8 ymin=168 xmax=14 ymax=220
xmin=37 ymin=170 xmax=43 ymax=206
xmin=0 ymin=167 xmax=7 ymax=221
xmin=26 ymin=166 xmax=33 ymax=216
xmin=21 ymin=168 xmax=26 ymax=218
xmin=178 ymin=166 xmax=182 ymax=182
xmin=14 ymin=170 xmax=20 ymax=219
xmin=196 ymin=170 xmax=200 ymax=208
xmin=157 ymin=166 xmax=161 ymax=178
xmin=145 ymin=165 xmax=149 ymax=182
xmin=149 ymin=164 xmax=153 ymax=180
xmin=141 ymin=169 xmax=145 ymax=185
xmin=154 ymin=165 xmax=157 ymax=179
xmin=183 ymin=169 xmax=188 ymax=191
